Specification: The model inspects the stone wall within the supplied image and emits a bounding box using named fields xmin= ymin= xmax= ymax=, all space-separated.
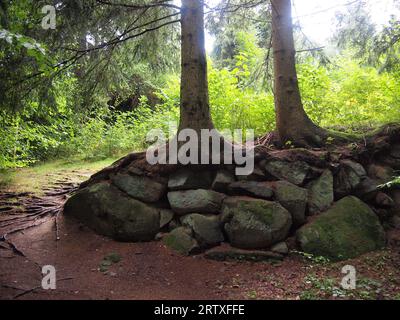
xmin=64 ymin=145 xmax=400 ymax=261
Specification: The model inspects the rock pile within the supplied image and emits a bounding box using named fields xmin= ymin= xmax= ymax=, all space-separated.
xmin=64 ymin=144 xmax=400 ymax=261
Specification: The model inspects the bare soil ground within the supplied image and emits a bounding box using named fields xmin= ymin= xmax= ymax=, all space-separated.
xmin=1 ymin=162 xmax=400 ymax=300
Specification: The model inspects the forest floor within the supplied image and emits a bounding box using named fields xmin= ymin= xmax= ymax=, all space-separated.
xmin=1 ymin=159 xmax=400 ymax=300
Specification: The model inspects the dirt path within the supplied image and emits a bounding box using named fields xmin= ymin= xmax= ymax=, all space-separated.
xmin=1 ymin=167 xmax=400 ymax=300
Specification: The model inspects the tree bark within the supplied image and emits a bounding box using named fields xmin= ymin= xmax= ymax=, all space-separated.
xmin=179 ymin=0 xmax=214 ymax=132
xmin=271 ymin=0 xmax=327 ymax=147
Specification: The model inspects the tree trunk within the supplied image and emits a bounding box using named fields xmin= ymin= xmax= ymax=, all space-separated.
xmin=179 ymin=0 xmax=214 ymax=132
xmin=271 ymin=0 xmax=327 ymax=147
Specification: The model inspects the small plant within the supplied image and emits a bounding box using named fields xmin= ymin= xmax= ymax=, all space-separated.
xmin=301 ymin=274 xmax=347 ymax=300
xmin=378 ymin=176 xmax=400 ymax=189
xmin=99 ymin=252 xmax=122 ymax=273
xmin=247 ymin=290 xmax=258 ymax=299
xmin=292 ymin=250 xmax=331 ymax=265
xmin=326 ymin=136 xmax=335 ymax=145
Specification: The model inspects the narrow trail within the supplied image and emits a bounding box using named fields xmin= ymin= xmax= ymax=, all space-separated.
xmin=0 ymin=178 xmax=78 ymax=240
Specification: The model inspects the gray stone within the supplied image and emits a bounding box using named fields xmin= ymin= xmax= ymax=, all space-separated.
xmin=307 ymin=170 xmax=334 ymax=215
xmin=163 ymin=227 xmax=199 ymax=255
xmin=334 ymin=160 xmax=366 ymax=198
xmin=264 ymin=160 xmax=310 ymax=185
xmin=270 ymin=242 xmax=289 ymax=255
xmin=228 ymin=181 xmax=274 ymax=200
xmin=236 ymin=166 xmax=266 ymax=181
xmin=273 ymin=181 xmax=308 ymax=227
xmin=111 ymin=172 xmax=166 ymax=203
xmin=159 ymin=209 xmax=174 ymax=229
xmin=212 ymin=170 xmax=235 ymax=192
xmin=297 ymin=196 xmax=386 ymax=261
xmin=168 ymin=189 xmax=225 ymax=215
xmin=181 ymin=214 xmax=224 ymax=247
xmin=168 ymin=168 xmax=213 ymax=191
xmin=354 ymin=177 xmax=380 ymax=201
xmin=222 ymin=197 xmax=292 ymax=249
xmin=64 ymin=182 xmax=160 ymax=241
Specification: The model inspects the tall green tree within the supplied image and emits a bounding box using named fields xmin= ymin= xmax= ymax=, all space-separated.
xmin=271 ymin=0 xmax=330 ymax=146
xmin=179 ymin=0 xmax=214 ymax=132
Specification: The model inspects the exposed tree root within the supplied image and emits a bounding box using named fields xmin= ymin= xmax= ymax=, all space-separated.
xmin=0 ymin=179 xmax=79 ymax=241
xmin=76 ymin=123 xmax=400 ymax=190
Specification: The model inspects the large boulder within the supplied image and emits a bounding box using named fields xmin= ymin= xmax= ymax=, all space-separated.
xmin=64 ymin=182 xmax=160 ymax=241
xmin=228 ymin=181 xmax=274 ymax=200
xmin=334 ymin=160 xmax=366 ymax=198
xmin=264 ymin=159 xmax=310 ymax=185
xmin=272 ymin=181 xmax=308 ymax=227
xmin=307 ymin=170 xmax=334 ymax=215
xmin=297 ymin=196 xmax=386 ymax=261
xmin=168 ymin=168 xmax=213 ymax=191
xmin=167 ymin=189 xmax=225 ymax=215
xmin=181 ymin=214 xmax=224 ymax=247
xmin=111 ymin=172 xmax=166 ymax=203
xmin=163 ymin=227 xmax=199 ymax=255
xmin=222 ymin=197 xmax=292 ymax=249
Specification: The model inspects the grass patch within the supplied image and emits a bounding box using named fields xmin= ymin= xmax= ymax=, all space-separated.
xmin=0 ymin=157 xmax=118 ymax=195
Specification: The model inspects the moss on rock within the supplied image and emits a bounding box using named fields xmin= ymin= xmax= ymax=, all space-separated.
xmin=64 ymin=182 xmax=160 ymax=241
xmin=163 ymin=227 xmax=199 ymax=255
xmin=222 ymin=197 xmax=292 ymax=249
xmin=297 ymin=196 xmax=386 ymax=261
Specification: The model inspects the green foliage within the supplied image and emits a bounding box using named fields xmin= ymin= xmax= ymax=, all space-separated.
xmin=0 ymin=29 xmax=50 ymax=72
xmin=378 ymin=176 xmax=400 ymax=189
xmin=300 ymin=274 xmax=347 ymax=300
xmin=157 ymin=62 xmax=276 ymax=137
xmin=298 ymin=56 xmax=400 ymax=131
xmin=2 ymin=51 xmax=400 ymax=169
xmin=292 ymin=250 xmax=331 ymax=265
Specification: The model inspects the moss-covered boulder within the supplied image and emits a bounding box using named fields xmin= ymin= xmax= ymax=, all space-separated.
xmin=297 ymin=196 xmax=386 ymax=261
xmin=181 ymin=214 xmax=224 ymax=247
xmin=111 ymin=172 xmax=166 ymax=203
xmin=64 ymin=182 xmax=160 ymax=241
xmin=222 ymin=197 xmax=292 ymax=249
xmin=163 ymin=227 xmax=199 ymax=255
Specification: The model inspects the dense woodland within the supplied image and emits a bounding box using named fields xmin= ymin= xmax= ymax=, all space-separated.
xmin=0 ymin=0 xmax=399 ymax=168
